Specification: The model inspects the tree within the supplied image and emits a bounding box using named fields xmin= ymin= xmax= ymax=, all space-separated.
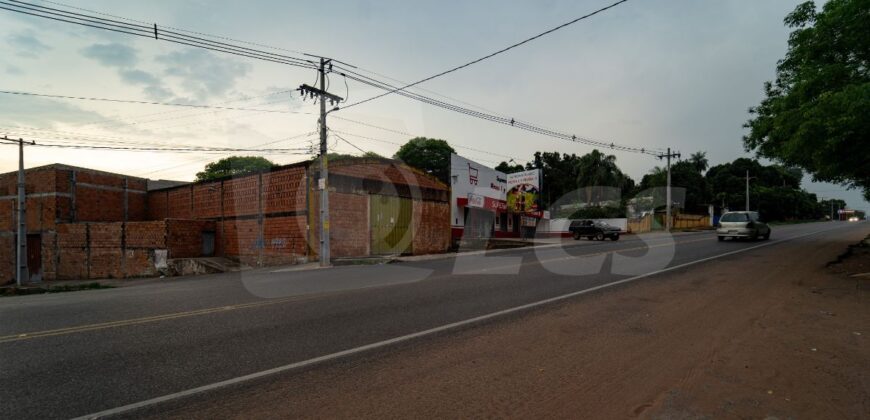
xmin=526 ymin=151 xmax=584 ymax=210
xmin=195 ymin=156 xmax=275 ymax=181
xmin=744 ymin=0 xmax=870 ymax=199
xmin=393 ymin=137 xmax=456 ymax=184
xmin=689 ymin=151 xmax=709 ymax=173
xmin=640 ymin=160 xmax=709 ymax=213
xmin=495 ymin=161 xmax=525 ymax=174
xmin=575 ymin=149 xmax=634 ymax=203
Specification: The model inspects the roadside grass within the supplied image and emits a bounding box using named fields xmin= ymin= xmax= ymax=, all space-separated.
xmin=0 ymin=282 xmax=114 ymax=297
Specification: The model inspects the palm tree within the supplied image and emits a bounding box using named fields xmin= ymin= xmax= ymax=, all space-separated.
xmin=689 ymin=151 xmax=709 ymax=173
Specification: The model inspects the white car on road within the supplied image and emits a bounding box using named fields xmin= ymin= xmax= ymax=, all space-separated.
xmin=717 ymin=211 xmax=771 ymax=241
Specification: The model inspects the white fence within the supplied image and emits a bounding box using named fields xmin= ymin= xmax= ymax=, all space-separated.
xmin=537 ymin=218 xmax=628 ymax=235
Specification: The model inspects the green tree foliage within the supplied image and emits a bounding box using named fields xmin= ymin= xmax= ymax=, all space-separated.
xmin=575 ymin=149 xmax=635 ymax=203
xmin=195 ymin=156 xmax=275 ymax=181
xmin=639 ymin=159 xmax=710 ymax=213
xmin=495 ymin=161 xmax=525 ymax=174
xmin=689 ymin=151 xmax=709 ymax=173
xmin=707 ymin=158 xmax=826 ymax=220
xmin=393 ymin=137 xmax=456 ymax=184
xmin=744 ymin=0 xmax=870 ymax=200
xmin=526 ymin=151 xmax=583 ymax=210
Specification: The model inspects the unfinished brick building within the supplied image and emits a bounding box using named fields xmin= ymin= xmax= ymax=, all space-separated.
xmin=1 ymin=158 xmax=450 ymax=282
xmin=147 ymin=157 xmax=451 ymax=267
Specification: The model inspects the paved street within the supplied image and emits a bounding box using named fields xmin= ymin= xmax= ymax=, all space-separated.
xmin=0 ymin=222 xmax=865 ymax=419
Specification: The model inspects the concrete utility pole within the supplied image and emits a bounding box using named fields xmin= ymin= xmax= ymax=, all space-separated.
xmin=2 ymin=136 xmax=35 ymax=286
xmin=745 ymin=170 xmax=750 ymax=211
xmin=298 ymin=59 xmax=343 ymax=267
xmin=657 ymin=148 xmax=680 ymax=231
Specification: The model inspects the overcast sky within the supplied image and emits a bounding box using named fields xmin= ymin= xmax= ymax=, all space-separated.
xmin=0 ymin=0 xmax=866 ymax=211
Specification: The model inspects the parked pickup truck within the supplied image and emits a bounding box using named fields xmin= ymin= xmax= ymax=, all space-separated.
xmin=569 ymin=220 xmax=621 ymax=241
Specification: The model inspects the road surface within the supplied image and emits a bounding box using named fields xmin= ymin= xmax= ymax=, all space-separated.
xmin=0 ymin=221 xmax=865 ymax=418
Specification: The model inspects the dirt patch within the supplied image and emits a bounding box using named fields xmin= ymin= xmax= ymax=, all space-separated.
xmin=148 ymin=228 xmax=869 ymax=419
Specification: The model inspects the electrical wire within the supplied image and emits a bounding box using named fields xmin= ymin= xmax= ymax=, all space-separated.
xmin=1 ymin=0 xmax=664 ymax=157
xmin=340 ymin=0 xmax=630 ymax=109
xmin=0 ymin=89 xmax=306 ymax=113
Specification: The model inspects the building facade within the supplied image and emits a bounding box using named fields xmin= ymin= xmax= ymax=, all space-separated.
xmin=449 ymin=154 xmax=542 ymax=242
xmin=1 ymin=158 xmax=450 ymax=283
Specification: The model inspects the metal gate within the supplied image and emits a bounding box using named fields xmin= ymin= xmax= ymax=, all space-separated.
xmin=370 ymin=195 xmax=413 ymax=255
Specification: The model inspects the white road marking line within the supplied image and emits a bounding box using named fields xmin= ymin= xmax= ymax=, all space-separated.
xmin=74 ymin=225 xmax=849 ymax=420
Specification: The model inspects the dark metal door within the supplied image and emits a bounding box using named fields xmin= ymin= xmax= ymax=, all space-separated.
xmin=26 ymin=234 xmax=41 ymax=281
xmin=202 ymin=231 xmax=215 ymax=257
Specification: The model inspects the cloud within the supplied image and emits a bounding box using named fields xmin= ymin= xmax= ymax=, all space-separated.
xmin=6 ymin=31 xmax=51 ymax=58
xmin=0 ymin=96 xmax=103 ymax=129
xmin=157 ymin=50 xmax=251 ymax=101
xmin=142 ymin=85 xmax=174 ymax=101
xmin=5 ymin=65 xmax=23 ymax=75
xmin=81 ymin=43 xmax=137 ymax=67
xmin=118 ymin=69 xmax=159 ymax=85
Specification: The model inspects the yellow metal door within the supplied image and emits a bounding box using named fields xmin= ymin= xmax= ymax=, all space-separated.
xmin=370 ymin=195 xmax=413 ymax=255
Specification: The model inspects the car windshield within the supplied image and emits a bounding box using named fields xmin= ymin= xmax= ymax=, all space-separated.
xmin=721 ymin=213 xmax=750 ymax=222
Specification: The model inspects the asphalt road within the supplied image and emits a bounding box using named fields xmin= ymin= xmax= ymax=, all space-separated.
xmin=0 ymin=222 xmax=860 ymax=419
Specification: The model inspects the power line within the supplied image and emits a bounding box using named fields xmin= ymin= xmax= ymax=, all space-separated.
xmin=335 ymin=68 xmax=663 ymax=155
xmin=330 ymin=132 xmax=369 ymax=155
xmin=0 ymin=89 xmax=307 ymax=113
xmin=1 ymin=0 xmax=317 ymax=69
xmin=134 ymin=131 xmax=318 ymax=176
xmin=341 ymin=0 xmax=630 ymax=109
xmin=1 ymin=0 xmax=663 ymax=157
xmin=0 ymin=140 xmax=311 ymax=153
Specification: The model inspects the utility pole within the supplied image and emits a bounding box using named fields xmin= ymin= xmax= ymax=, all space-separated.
xmin=745 ymin=170 xmax=750 ymax=211
xmin=2 ymin=136 xmax=36 ymax=286
xmin=298 ymin=59 xmax=343 ymax=267
xmin=656 ymin=148 xmax=680 ymax=231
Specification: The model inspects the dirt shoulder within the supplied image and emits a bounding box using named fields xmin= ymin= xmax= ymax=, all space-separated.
xmin=151 ymin=228 xmax=869 ymax=419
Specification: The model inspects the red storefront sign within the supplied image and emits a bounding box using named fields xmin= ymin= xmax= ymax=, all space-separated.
xmin=457 ymin=195 xmax=506 ymax=212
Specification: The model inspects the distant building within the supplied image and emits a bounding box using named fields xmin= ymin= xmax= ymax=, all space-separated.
xmin=449 ymin=154 xmax=543 ymax=242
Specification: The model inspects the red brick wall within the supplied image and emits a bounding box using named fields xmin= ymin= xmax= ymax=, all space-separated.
xmin=147 ymin=191 xmax=168 ymax=220
xmin=0 ymin=235 xmax=12 ymax=284
xmin=218 ymin=218 xmax=260 ymax=259
xmin=126 ymin=221 xmax=166 ymax=248
xmin=330 ymin=192 xmax=369 ymax=258
xmin=261 ymin=215 xmax=307 ymax=264
xmin=167 ymin=187 xmax=193 ymax=219
xmin=166 ymin=219 xmax=215 ymax=258
xmin=84 ymin=223 xmax=123 ymax=278
xmin=412 ymin=200 xmax=450 ymax=255
xmin=55 ymin=221 xmax=171 ymax=280
xmin=56 ymin=223 xmax=88 ymax=280
xmin=192 ymin=184 xmax=221 ymax=219
xmin=223 ymin=176 xmax=260 ymax=217
xmin=262 ymin=167 xmax=307 ymax=213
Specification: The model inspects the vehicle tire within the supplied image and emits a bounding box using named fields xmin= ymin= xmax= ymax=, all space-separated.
xmin=572 ymin=232 xmax=581 ymax=240
xmin=751 ymin=231 xmax=759 ymax=241
xmin=763 ymin=231 xmax=770 ymax=240
xmin=595 ymin=232 xmax=605 ymax=241
xmin=611 ymin=234 xmax=620 ymax=241
xmin=717 ymin=236 xmax=725 ymax=241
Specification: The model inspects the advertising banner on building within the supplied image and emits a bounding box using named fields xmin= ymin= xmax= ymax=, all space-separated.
xmin=506 ymin=169 xmax=541 ymax=216
xmin=450 ymin=154 xmax=506 ymax=228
